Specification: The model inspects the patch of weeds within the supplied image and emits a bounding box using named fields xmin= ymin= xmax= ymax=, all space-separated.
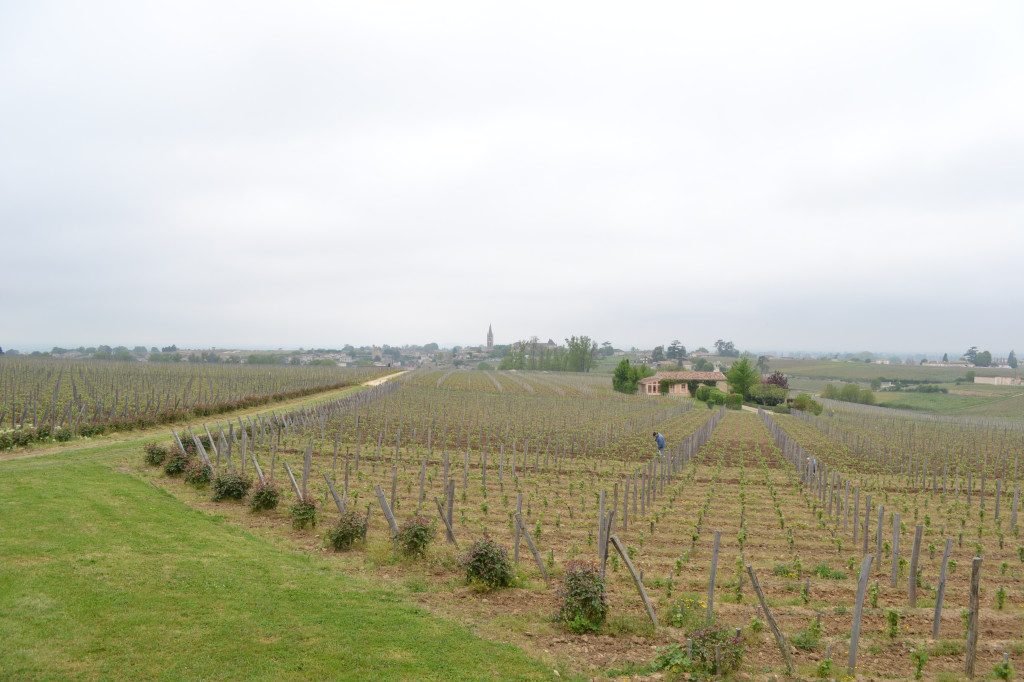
xmin=603 ymin=613 xmax=656 ymax=637
xmin=929 ymin=640 xmax=965 ymax=656
xmin=404 ymin=576 xmax=428 ymax=593
xmin=791 ymin=614 xmax=821 ymax=651
xmin=812 ymin=562 xmax=846 ymax=579
xmin=666 ymin=593 xmax=705 ymax=630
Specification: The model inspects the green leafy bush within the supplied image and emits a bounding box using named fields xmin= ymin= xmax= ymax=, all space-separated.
xmin=462 ymin=537 xmax=515 ymax=590
xmin=326 ymin=509 xmax=368 ymax=551
xmin=144 ymin=443 xmax=168 ymax=466
xmin=54 ymin=427 xmax=73 ymax=442
xmin=183 ymin=460 xmax=212 ymax=487
xmin=558 ymin=560 xmax=608 ymax=633
xmin=792 ymin=393 xmax=823 ymax=415
xmin=212 ymin=472 xmax=252 ymax=501
xmin=694 ymin=385 xmax=711 ymax=402
xmin=396 ymin=515 xmax=436 ymax=558
xmin=163 ymin=451 xmax=191 ymax=477
xmin=290 ymin=499 xmax=319 ymax=529
xmin=725 ymin=393 xmax=743 ymax=410
xmin=249 ymin=480 xmax=280 ymax=511
xmin=748 ymin=383 xmax=787 ymax=406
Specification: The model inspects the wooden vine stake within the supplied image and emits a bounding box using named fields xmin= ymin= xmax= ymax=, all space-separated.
xmin=283 ymin=461 xmax=303 ymax=502
xmin=848 ymin=554 xmax=874 ymax=676
xmin=514 ymin=512 xmax=548 ymax=583
xmin=374 ymin=484 xmax=399 ymax=537
xmin=323 ymin=472 xmax=345 ymax=514
xmin=707 ymin=530 xmax=721 ymax=624
xmin=609 ymin=535 xmax=657 ymax=628
xmin=932 ymin=538 xmax=953 ymax=638
xmin=908 ymin=524 xmax=923 ymax=606
xmin=746 ymin=563 xmax=793 ymax=675
xmin=434 ymin=497 xmax=457 ymax=545
xmin=965 ymin=556 xmax=982 ymax=678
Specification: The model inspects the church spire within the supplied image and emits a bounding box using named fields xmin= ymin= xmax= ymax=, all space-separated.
xmin=486 ymin=324 xmax=494 ymax=349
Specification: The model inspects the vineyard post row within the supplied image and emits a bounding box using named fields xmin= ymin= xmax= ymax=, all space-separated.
xmin=758 ymin=408 xmax=989 ymax=675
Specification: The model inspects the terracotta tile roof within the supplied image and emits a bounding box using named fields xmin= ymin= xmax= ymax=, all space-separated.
xmin=637 ymin=371 xmax=726 ymax=384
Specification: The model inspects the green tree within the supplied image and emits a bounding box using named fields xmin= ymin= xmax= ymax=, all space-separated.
xmin=1009 ymin=350 xmax=1018 ymax=369
xmin=666 ymin=340 xmax=685 ymax=360
xmin=692 ymin=357 xmax=714 ymax=372
xmin=964 ymin=346 xmax=978 ymax=363
xmin=756 ymin=355 xmax=770 ymax=373
xmin=942 ymin=352 xmax=949 ymax=362
xmin=612 ymin=359 xmax=652 ymax=394
xmin=974 ymin=350 xmax=992 ymax=367
xmin=726 ymin=357 xmax=759 ymax=398
xmin=651 ymin=346 xmax=665 ymax=363
xmin=714 ymin=339 xmax=739 ymax=357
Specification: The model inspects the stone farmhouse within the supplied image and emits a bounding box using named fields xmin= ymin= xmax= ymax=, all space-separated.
xmin=638 ymin=371 xmax=728 ymax=396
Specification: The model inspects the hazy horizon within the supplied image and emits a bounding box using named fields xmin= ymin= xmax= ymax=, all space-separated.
xmin=3 ymin=2 xmax=1022 ymax=352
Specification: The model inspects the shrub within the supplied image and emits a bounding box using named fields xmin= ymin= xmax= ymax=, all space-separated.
xmin=773 ymin=403 xmax=791 ymax=414
xmin=144 ymin=443 xmax=168 ymax=466
xmin=694 ymin=384 xmax=711 ymax=402
xmin=558 ymin=560 xmax=608 ymax=633
xmin=163 ymin=451 xmax=191 ymax=477
xmin=725 ymin=393 xmax=743 ymax=410
xmin=183 ymin=460 xmax=212 ymax=487
xmin=792 ymin=393 xmax=823 ymax=415
xmin=396 ymin=515 xmax=436 ymax=558
xmin=54 ymin=427 xmax=73 ymax=442
xmin=462 ymin=537 xmax=515 ymax=590
xmin=212 ymin=472 xmax=252 ymax=501
xmin=249 ymin=480 xmax=280 ymax=511
xmin=290 ymin=499 xmax=319 ymax=529
xmin=326 ymin=509 xmax=368 ymax=551
xmin=748 ymin=383 xmax=787 ymax=406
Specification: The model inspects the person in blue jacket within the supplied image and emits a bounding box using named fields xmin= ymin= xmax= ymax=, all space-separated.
xmin=653 ymin=431 xmax=666 ymax=454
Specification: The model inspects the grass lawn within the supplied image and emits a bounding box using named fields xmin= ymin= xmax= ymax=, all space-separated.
xmin=0 ymin=442 xmax=555 ymax=681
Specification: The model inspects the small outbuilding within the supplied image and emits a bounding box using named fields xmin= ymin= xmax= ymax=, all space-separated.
xmin=638 ymin=371 xmax=728 ymax=396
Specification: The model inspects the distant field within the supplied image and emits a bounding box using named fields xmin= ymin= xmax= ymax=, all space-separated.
xmin=769 ymin=358 xmax=1013 ymax=382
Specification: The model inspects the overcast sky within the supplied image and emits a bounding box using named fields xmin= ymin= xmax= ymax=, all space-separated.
xmin=2 ymin=2 xmax=1022 ymax=354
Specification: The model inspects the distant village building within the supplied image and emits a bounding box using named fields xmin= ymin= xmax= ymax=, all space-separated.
xmin=487 ymin=324 xmax=494 ymax=349
xmin=974 ymin=376 xmax=1022 ymax=386
xmin=638 ymin=371 xmax=728 ymax=396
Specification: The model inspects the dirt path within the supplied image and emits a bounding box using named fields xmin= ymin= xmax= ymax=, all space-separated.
xmin=0 ymin=369 xmax=408 ymax=463
xmin=363 ymin=369 xmax=409 ymax=386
